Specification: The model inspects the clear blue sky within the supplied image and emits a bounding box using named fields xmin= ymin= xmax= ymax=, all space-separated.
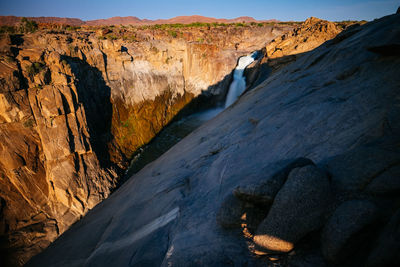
xmin=0 ymin=0 xmax=398 ymax=21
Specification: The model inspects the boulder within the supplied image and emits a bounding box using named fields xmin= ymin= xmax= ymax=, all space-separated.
xmin=321 ymin=200 xmax=378 ymax=263
xmin=234 ymin=158 xmax=314 ymax=205
xmin=325 ymin=146 xmax=400 ymax=192
xmin=254 ymin=165 xmax=330 ymax=253
xmin=366 ymin=209 xmax=400 ymax=267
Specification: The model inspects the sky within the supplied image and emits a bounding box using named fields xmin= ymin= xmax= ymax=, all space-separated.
xmin=0 ymin=0 xmax=398 ymax=21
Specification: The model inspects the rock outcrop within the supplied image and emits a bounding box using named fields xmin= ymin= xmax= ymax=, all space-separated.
xmin=254 ymin=165 xmax=330 ymax=254
xmin=245 ymin=17 xmax=344 ymax=89
xmin=26 ymin=13 xmax=400 ymax=267
xmin=0 ymin=24 xmax=292 ymax=265
xmin=321 ymin=200 xmax=379 ymax=262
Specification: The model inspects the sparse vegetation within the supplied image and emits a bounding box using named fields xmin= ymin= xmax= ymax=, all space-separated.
xmin=150 ymin=46 xmax=159 ymax=54
xmin=168 ymin=30 xmax=178 ymax=38
xmin=122 ymin=35 xmax=137 ymax=42
xmin=278 ymin=21 xmax=302 ymax=26
xmin=25 ymin=62 xmax=45 ymax=77
xmin=23 ymin=117 xmax=35 ymax=128
xmin=20 ymin=17 xmax=38 ymax=33
xmin=106 ymin=34 xmax=118 ymax=40
xmin=5 ymin=55 xmax=15 ymax=63
xmin=0 ymin=26 xmax=16 ymax=34
xmin=66 ymin=25 xmax=81 ymax=31
xmin=165 ymin=56 xmax=173 ymax=64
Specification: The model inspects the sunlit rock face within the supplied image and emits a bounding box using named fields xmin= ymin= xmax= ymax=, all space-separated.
xmin=27 ymin=13 xmax=400 ymax=267
xmin=0 ymin=24 xmax=291 ymax=265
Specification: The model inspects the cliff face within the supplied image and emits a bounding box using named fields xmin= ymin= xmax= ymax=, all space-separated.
xmin=26 ymin=13 xmax=400 ymax=267
xmin=245 ymin=17 xmax=344 ymax=87
xmin=0 ymin=24 xmax=292 ymax=265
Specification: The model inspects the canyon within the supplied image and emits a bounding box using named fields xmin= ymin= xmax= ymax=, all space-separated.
xmin=0 ymin=21 xmax=294 ymax=266
xmin=1 ymin=11 xmax=399 ymax=267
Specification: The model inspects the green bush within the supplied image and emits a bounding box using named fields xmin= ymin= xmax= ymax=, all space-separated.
xmin=5 ymin=55 xmax=15 ymax=63
xmin=0 ymin=26 xmax=16 ymax=34
xmin=168 ymin=30 xmax=177 ymax=38
xmin=122 ymin=35 xmax=136 ymax=42
xmin=20 ymin=17 xmax=38 ymax=33
xmin=26 ymin=62 xmax=45 ymax=77
xmin=66 ymin=26 xmax=81 ymax=31
xmin=23 ymin=117 xmax=35 ymax=128
xmin=106 ymin=34 xmax=118 ymax=40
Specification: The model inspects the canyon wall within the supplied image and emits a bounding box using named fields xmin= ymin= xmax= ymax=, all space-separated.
xmin=26 ymin=13 xmax=400 ymax=267
xmin=0 ymin=24 xmax=292 ymax=265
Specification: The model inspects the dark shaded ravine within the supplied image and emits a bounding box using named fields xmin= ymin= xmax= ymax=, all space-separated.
xmin=122 ymin=107 xmax=224 ymax=180
xmin=121 ymin=51 xmax=258 ymax=183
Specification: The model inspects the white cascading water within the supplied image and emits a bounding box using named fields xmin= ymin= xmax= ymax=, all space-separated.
xmin=224 ymin=52 xmax=257 ymax=108
xmin=125 ymin=51 xmax=259 ymax=177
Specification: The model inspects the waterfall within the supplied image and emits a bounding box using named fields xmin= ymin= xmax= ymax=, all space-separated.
xmin=124 ymin=51 xmax=259 ymax=178
xmin=225 ymin=52 xmax=258 ymax=108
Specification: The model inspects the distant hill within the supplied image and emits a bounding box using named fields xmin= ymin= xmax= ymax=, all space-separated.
xmin=0 ymin=15 xmax=278 ymax=26
xmin=147 ymin=15 xmax=260 ymax=25
xmin=0 ymin=15 xmax=84 ymax=25
xmin=85 ymin=16 xmax=143 ymax=26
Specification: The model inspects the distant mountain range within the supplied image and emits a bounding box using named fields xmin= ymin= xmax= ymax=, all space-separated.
xmin=0 ymin=15 xmax=279 ymax=26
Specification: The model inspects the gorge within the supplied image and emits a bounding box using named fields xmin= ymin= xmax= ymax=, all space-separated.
xmin=0 ymin=20 xmax=293 ymax=265
xmin=125 ymin=49 xmax=259 ymax=180
xmin=1 ymin=10 xmax=400 ymax=267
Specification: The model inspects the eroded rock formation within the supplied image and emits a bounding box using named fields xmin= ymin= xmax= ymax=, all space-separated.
xmin=0 ymin=24 xmax=292 ymax=265
xmin=26 ymin=13 xmax=400 ymax=267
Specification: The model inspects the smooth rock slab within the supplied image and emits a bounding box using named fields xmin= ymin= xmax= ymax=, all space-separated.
xmin=254 ymin=165 xmax=330 ymax=253
xmin=321 ymin=199 xmax=378 ymax=263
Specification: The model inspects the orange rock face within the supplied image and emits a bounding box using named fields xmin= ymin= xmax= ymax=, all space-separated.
xmin=245 ymin=18 xmax=345 ymax=88
xmin=266 ymin=17 xmax=341 ymax=59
